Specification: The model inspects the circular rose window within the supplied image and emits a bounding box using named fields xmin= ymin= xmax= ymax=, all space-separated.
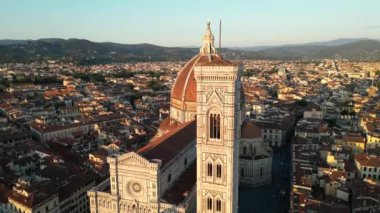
xmin=127 ymin=181 xmax=143 ymax=196
xmin=132 ymin=183 xmax=141 ymax=193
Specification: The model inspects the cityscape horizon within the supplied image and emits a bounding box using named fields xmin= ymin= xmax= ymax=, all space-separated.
xmin=0 ymin=2 xmax=379 ymax=213
xmin=1 ymin=0 xmax=380 ymax=46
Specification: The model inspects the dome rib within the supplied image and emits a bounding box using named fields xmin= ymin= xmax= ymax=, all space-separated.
xmin=171 ymin=54 xmax=201 ymax=102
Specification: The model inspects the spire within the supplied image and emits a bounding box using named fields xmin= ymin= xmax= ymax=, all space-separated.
xmin=200 ymin=21 xmax=216 ymax=55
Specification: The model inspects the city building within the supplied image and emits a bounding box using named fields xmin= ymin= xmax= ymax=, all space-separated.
xmin=88 ymin=22 xmax=272 ymax=213
xmin=355 ymin=153 xmax=380 ymax=181
xmin=240 ymin=120 xmax=272 ymax=187
xmin=303 ymin=103 xmax=324 ymax=120
xmin=30 ymin=121 xmax=90 ymax=143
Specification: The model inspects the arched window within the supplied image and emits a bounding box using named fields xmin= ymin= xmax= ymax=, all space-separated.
xmin=210 ymin=114 xmax=214 ymax=138
xmin=184 ymin=157 xmax=188 ymax=166
xmin=207 ymin=198 xmax=213 ymax=210
xmin=168 ymin=173 xmax=172 ymax=183
xmin=207 ymin=163 xmax=213 ymax=177
xmin=243 ymin=147 xmax=247 ymax=155
xmin=241 ymin=168 xmax=245 ymax=177
xmin=216 ymin=199 xmax=222 ymax=212
xmin=216 ymin=164 xmax=222 ymax=178
xmin=209 ymin=113 xmax=221 ymax=139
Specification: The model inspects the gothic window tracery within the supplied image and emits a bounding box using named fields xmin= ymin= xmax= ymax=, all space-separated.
xmin=216 ymin=199 xmax=222 ymax=212
xmin=207 ymin=163 xmax=213 ymax=177
xmin=207 ymin=197 xmax=213 ymax=210
xmin=216 ymin=164 xmax=222 ymax=178
xmin=209 ymin=113 xmax=221 ymax=139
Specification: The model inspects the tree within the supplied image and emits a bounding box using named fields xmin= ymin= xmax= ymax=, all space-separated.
xmin=0 ymin=79 xmax=11 ymax=87
xmin=72 ymin=72 xmax=105 ymax=83
xmin=91 ymin=74 xmax=106 ymax=83
xmin=295 ymin=99 xmax=308 ymax=107
xmin=123 ymin=83 xmax=135 ymax=93
xmin=242 ymin=69 xmax=256 ymax=77
xmin=147 ymin=80 xmax=165 ymax=90
xmin=146 ymin=71 xmax=162 ymax=79
xmin=113 ymin=70 xmax=134 ymax=78
xmin=34 ymin=76 xmax=62 ymax=84
xmin=54 ymin=101 xmax=66 ymax=111
xmin=325 ymin=119 xmax=337 ymax=127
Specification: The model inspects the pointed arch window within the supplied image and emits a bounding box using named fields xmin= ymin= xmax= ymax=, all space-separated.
xmin=207 ymin=198 xmax=213 ymax=210
xmin=216 ymin=164 xmax=222 ymax=178
xmin=207 ymin=163 xmax=213 ymax=177
xmin=243 ymin=146 xmax=247 ymax=156
xmin=209 ymin=113 xmax=221 ymax=139
xmin=216 ymin=199 xmax=222 ymax=212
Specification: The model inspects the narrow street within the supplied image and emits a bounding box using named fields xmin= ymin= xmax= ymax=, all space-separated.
xmin=239 ymin=143 xmax=292 ymax=213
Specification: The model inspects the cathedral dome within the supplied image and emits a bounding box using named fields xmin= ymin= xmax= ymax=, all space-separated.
xmin=171 ymin=55 xmax=199 ymax=103
xmin=171 ymin=54 xmax=235 ymax=103
xmin=169 ymin=21 xmax=236 ymax=123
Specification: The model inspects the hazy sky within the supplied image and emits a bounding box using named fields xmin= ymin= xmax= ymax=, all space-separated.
xmin=1 ymin=0 xmax=379 ymax=47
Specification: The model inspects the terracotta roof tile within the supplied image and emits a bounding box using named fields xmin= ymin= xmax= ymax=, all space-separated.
xmin=138 ymin=120 xmax=196 ymax=167
xmin=355 ymin=154 xmax=380 ymax=167
xmin=162 ymin=161 xmax=196 ymax=205
xmin=195 ymin=54 xmax=236 ymax=67
xmin=241 ymin=120 xmax=261 ymax=139
xmin=158 ymin=117 xmax=179 ymax=133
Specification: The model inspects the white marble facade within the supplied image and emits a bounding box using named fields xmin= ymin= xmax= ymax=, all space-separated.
xmin=88 ymin=22 xmax=272 ymax=213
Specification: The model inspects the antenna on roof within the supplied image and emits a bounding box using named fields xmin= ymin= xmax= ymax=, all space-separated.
xmin=219 ymin=19 xmax=222 ymax=56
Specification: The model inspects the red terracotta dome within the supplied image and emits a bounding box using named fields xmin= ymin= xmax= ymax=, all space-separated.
xmin=171 ymin=55 xmax=200 ymax=103
xmin=171 ymin=54 xmax=235 ymax=103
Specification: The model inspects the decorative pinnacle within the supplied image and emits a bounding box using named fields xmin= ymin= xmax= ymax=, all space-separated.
xmin=200 ymin=21 xmax=216 ymax=55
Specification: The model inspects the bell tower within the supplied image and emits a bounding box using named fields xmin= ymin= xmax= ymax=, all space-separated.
xmin=195 ymin=22 xmax=242 ymax=213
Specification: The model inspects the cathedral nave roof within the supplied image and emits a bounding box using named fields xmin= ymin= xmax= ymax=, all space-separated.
xmin=138 ymin=120 xmax=196 ymax=167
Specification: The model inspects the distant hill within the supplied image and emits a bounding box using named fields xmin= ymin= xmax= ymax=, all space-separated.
xmin=0 ymin=39 xmax=29 ymax=46
xmin=235 ymin=38 xmax=374 ymax=51
xmin=0 ymin=38 xmax=379 ymax=63
xmin=304 ymin=38 xmax=372 ymax=47
xmin=0 ymin=39 xmax=201 ymax=64
xmin=253 ymin=40 xmax=380 ymax=61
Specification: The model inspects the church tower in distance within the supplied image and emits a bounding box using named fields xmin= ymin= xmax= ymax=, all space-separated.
xmin=195 ymin=21 xmax=242 ymax=213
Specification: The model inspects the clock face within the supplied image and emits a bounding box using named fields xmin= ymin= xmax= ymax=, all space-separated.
xmin=127 ymin=181 xmax=143 ymax=197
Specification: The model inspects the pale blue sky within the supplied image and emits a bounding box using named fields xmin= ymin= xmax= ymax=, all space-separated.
xmin=1 ymin=0 xmax=379 ymax=46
